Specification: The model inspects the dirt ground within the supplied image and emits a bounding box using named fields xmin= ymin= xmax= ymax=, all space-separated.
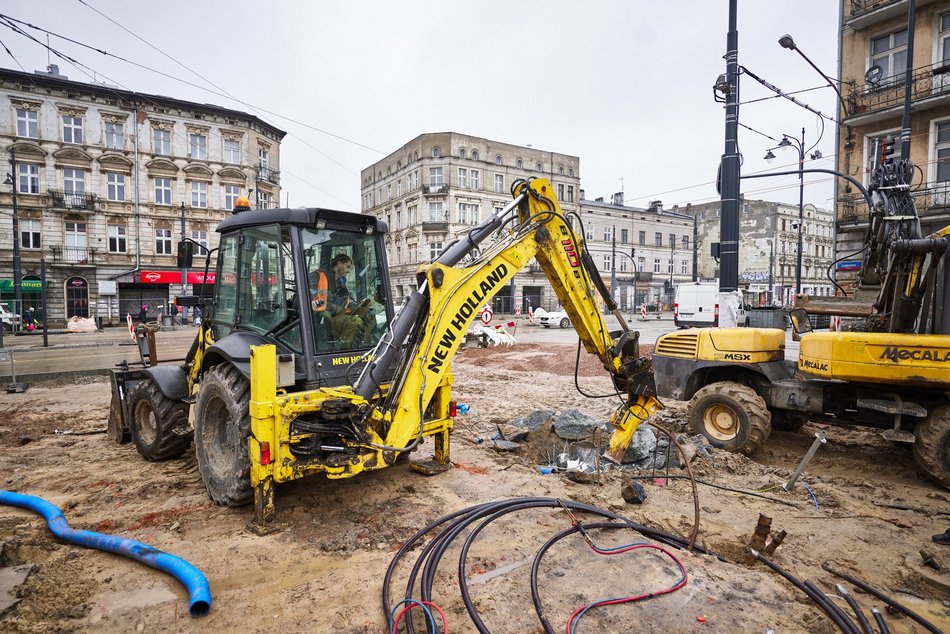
xmin=1 ymin=342 xmax=948 ymax=633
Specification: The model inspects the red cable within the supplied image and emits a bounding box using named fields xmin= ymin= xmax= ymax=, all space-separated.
xmin=391 ymin=600 xmax=448 ymax=634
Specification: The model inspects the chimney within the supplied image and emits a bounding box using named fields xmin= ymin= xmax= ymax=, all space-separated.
xmin=648 ymin=200 xmax=663 ymax=213
xmin=611 ymin=191 xmax=624 ymax=205
xmin=595 ymin=196 xmax=604 ymax=203
xmin=35 ymin=64 xmax=67 ymax=80
xmin=579 ymin=188 xmax=585 ymax=200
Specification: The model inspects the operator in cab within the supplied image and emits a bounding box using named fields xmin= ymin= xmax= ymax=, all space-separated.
xmin=311 ymin=253 xmax=375 ymax=347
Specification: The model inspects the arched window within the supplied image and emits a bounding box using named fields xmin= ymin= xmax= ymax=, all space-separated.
xmin=559 ymin=166 xmax=564 ymax=175
xmin=65 ymin=276 xmax=89 ymax=318
xmin=536 ymin=162 xmax=543 ymax=171
xmin=414 ymin=151 xmax=419 ymax=161
xmin=471 ymin=150 xmax=478 ymax=161
xmin=397 ymin=161 xmax=402 ymax=169
xmin=569 ymin=168 xmax=574 ymax=177
xmin=432 ymin=147 xmax=441 ymax=158
xmin=494 ymin=154 xmax=502 ymax=165
xmin=516 ymin=159 xmax=523 ymax=169
xmin=459 ymin=149 xmax=466 ymax=159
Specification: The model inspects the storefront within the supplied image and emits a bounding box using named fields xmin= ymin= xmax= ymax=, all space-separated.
xmin=118 ymin=270 xmax=215 ymax=323
xmin=0 ymin=278 xmax=46 ymax=315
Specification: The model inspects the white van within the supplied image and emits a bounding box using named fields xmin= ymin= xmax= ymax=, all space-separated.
xmin=673 ymin=283 xmax=749 ymax=328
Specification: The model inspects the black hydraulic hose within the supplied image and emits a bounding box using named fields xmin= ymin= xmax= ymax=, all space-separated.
xmin=624 ymin=474 xmax=801 ymax=508
xmin=804 ymin=579 xmax=860 ymax=634
xmin=871 ymin=607 xmax=890 ymax=634
xmin=752 ymin=550 xmax=858 ymax=633
xmin=383 ymin=497 xmax=717 ymax=634
xmin=837 ymin=584 xmax=873 ymax=634
xmin=822 ymin=562 xmax=943 ymax=634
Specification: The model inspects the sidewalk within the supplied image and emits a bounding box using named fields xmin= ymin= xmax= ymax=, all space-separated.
xmin=0 ymin=324 xmax=199 ymax=352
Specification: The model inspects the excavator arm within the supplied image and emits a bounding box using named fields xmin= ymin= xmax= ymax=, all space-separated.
xmin=355 ymin=177 xmax=658 ymax=463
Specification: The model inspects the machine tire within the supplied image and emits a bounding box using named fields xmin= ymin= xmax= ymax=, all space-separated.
xmin=913 ymin=405 xmax=950 ymax=489
xmin=194 ymin=364 xmax=253 ymax=506
xmin=128 ymin=378 xmax=191 ymax=460
xmin=772 ymin=410 xmax=808 ymax=431
xmin=688 ymin=381 xmax=771 ymax=456
xmin=559 ymin=317 xmax=570 ymax=329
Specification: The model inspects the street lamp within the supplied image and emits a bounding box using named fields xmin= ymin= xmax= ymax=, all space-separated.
xmin=764 ymin=128 xmax=806 ymax=294
xmin=4 ymin=149 xmax=23 ymax=332
xmin=778 ymin=34 xmax=848 ymax=118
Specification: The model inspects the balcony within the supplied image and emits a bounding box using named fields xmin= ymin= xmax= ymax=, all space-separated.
xmin=846 ymin=0 xmax=937 ymax=29
xmin=48 ymin=189 xmax=97 ymax=211
xmin=257 ymin=165 xmax=280 ymax=184
xmin=422 ymin=220 xmax=449 ymax=233
xmin=51 ymin=246 xmax=98 ymax=265
xmin=847 ymin=60 xmax=950 ymax=124
xmin=839 ymin=181 xmax=950 ymax=225
xmin=422 ymin=184 xmax=448 ymax=196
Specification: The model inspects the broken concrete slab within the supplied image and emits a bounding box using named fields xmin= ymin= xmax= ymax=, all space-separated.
xmin=0 ymin=564 xmax=35 ymax=613
xmin=551 ymin=409 xmax=607 ymax=440
xmin=509 ymin=410 xmax=554 ymax=432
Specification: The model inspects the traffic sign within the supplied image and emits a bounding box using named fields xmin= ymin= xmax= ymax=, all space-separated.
xmin=480 ymin=307 xmax=493 ymax=325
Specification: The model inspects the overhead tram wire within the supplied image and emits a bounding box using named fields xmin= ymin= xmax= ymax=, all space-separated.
xmin=0 ymin=17 xmax=354 ymax=207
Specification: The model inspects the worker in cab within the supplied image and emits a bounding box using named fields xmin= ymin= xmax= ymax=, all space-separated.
xmin=311 ymin=254 xmax=373 ymax=346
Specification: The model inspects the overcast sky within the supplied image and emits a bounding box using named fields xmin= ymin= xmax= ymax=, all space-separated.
xmin=3 ymin=0 xmax=841 ymax=212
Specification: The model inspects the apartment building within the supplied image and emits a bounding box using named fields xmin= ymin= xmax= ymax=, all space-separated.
xmin=686 ymin=199 xmax=836 ymax=306
xmin=578 ymin=195 xmax=696 ymax=310
xmin=361 ymin=132 xmax=580 ymax=312
xmin=0 ymin=65 xmax=284 ymax=325
xmin=838 ymin=0 xmax=950 ymax=296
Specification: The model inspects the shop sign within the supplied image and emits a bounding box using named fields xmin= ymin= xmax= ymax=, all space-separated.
xmin=139 ymin=270 xmax=182 ymax=284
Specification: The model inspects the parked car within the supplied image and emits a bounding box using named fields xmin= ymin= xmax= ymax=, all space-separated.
xmin=0 ymin=305 xmax=21 ymax=332
xmin=539 ymin=308 xmax=571 ymax=329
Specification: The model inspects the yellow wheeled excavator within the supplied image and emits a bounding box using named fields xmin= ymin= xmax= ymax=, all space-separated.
xmin=108 ymin=178 xmax=659 ymax=525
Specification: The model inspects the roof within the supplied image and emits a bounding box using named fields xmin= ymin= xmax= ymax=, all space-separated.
xmin=216 ymin=207 xmax=387 ymax=234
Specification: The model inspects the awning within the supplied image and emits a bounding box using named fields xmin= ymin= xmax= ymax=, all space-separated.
xmin=0 ymin=280 xmax=47 ymax=292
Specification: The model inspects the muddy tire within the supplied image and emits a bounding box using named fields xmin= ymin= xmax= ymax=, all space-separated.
xmin=772 ymin=410 xmax=808 ymax=431
xmin=194 ymin=364 xmax=252 ymax=506
xmin=688 ymin=381 xmax=771 ymax=456
xmin=128 ymin=378 xmax=191 ymax=460
xmin=913 ymin=405 xmax=950 ymax=489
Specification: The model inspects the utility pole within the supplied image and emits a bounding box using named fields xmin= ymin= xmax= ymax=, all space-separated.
xmin=9 ymin=149 xmax=23 ymax=325
xmin=610 ymin=225 xmax=617 ymax=309
xmin=719 ymin=0 xmax=740 ymax=294
xmin=768 ymin=239 xmax=774 ymax=305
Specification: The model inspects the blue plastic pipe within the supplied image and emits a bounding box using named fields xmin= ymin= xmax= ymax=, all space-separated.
xmin=0 ymin=490 xmax=211 ymax=617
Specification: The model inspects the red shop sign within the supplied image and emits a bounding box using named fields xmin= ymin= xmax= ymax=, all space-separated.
xmin=187 ymin=271 xmax=216 ymax=284
xmin=139 ymin=270 xmax=182 ymax=284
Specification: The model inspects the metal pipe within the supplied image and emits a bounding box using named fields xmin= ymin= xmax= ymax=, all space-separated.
xmin=0 ymin=490 xmax=211 ymax=617
xmin=783 ymin=430 xmax=827 ymax=491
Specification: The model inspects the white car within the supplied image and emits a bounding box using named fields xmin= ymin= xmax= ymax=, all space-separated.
xmin=539 ymin=309 xmax=571 ymax=329
xmin=0 ymin=305 xmax=21 ymax=332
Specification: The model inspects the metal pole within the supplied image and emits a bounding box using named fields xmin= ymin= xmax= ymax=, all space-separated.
xmin=783 ymin=430 xmax=827 ymax=491
xmin=900 ymin=0 xmax=916 ymax=163
xmin=40 ymin=257 xmax=48 ymax=347
xmin=719 ymin=0 xmax=740 ymax=293
xmin=10 ymin=149 xmax=23 ymax=326
xmin=796 ymin=128 xmax=805 ymax=295
xmin=768 ymin=239 xmax=774 ymax=305
xmin=610 ymin=225 xmax=617 ymax=309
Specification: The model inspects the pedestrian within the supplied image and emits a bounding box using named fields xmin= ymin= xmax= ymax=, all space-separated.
xmin=169 ymin=301 xmax=178 ymax=325
xmin=140 ymin=303 xmax=148 ymax=323
xmin=24 ymin=306 xmax=34 ymax=329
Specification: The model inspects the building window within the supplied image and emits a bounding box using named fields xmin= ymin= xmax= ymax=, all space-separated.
xmin=429 ymin=241 xmax=443 ymax=260
xmin=655 ymin=232 xmax=662 ymax=247
xmin=536 ymin=162 xmax=543 ymax=171
xmin=569 ymin=168 xmax=574 ymax=177
xmin=458 ymin=167 xmax=467 ymax=188
xmin=471 ymin=150 xmax=479 ymax=161
xmin=153 ymin=129 xmax=171 ymax=155
xmin=428 ymin=200 xmax=444 ymax=222
xmin=935 ymin=121 xmax=950 ymax=184
xmin=429 ymin=167 xmax=443 ymax=187
xmin=682 ymin=235 xmax=689 ymax=249
xmin=654 ymin=258 xmax=661 ymax=273
xmin=459 ymin=149 xmax=466 ymax=159
xmin=65 ymin=276 xmax=89 ymax=317
xmin=494 ymin=154 xmax=502 ymax=165
xmin=431 ymin=147 xmax=441 ymax=158
xmin=223 ymin=184 xmax=240 ymax=209
xmin=558 ymin=184 xmax=565 ymax=200
xmin=189 ymin=133 xmax=207 ymax=160
xmin=16 ymin=108 xmax=38 ymax=138
xmin=602 ymin=254 xmax=611 ymax=271
xmin=387 ymin=184 xmax=392 ymax=201
xmin=107 ymin=173 xmax=126 ymax=201
xmin=64 ymin=221 xmax=87 ymax=257
xmin=870 ymin=29 xmax=907 ymax=84
xmin=566 ymin=185 xmax=574 ymax=202
xmin=155 ymin=228 xmax=173 ymax=255
xmin=257 ymin=191 xmax=271 ymax=208
xmin=191 ymin=181 xmax=208 ymax=208
xmin=408 ymin=170 xmax=418 ymax=190
xmin=669 ymin=233 xmax=676 ymax=248
xmin=259 ymin=147 xmax=269 ymax=169
xmin=469 ymin=204 xmax=479 ymax=225
xmin=516 ymin=159 xmax=523 ymax=169
xmin=603 ymin=227 xmax=612 ymax=241
xmin=471 ymin=169 xmax=479 ymax=189
xmin=397 ymin=179 xmax=402 ymax=197
xmin=154 ymin=177 xmax=172 ymax=205
xmin=494 ymin=173 xmax=504 ymax=193
xmin=191 ymin=229 xmax=209 ymax=253
xmin=104 ymin=121 xmax=124 ymax=150
xmin=940 ymin=13 xmax=950 ymax=63
xmin=20 ymin=219 xmax=41 ymax=249
xmin=18 ymin=163 xmax=39 ymax=194
xmin=63 ymin=168 xmax=85 ymax=194
xmin=224 ymin=139 xmax=240 ymax=163
xmin=458 ymin=202 xmax=468 ymax=224
xmin=668 ymin=259 xmax=674 ymax=274
xmin=559 ymin=166 xmax=564 ymax=175
xmin=108 ymin=224 xmax=127 ymax=253
xmin=620 ymin=229 xmax=628 ymax=243
xmin=638 ymin=231 xmax=645 ymax=245
xmin=62 ymin=115 xmax=83 ymax=144
xmin=681 ymin=259 xmax=689 ymax=275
